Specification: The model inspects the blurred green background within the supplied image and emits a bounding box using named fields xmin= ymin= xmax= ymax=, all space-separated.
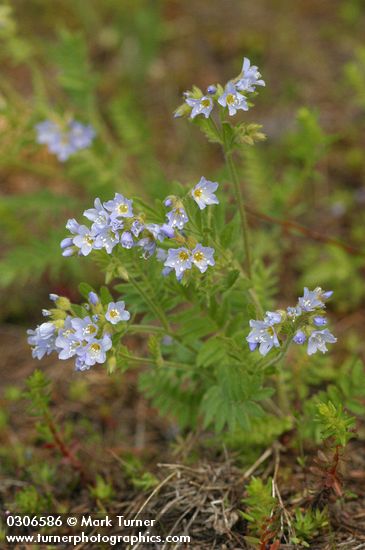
xmin=0 ymin=0 xmax=364 ymax=337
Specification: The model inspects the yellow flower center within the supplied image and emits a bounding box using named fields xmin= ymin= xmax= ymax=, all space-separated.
xmin=194 ymin=188 xmax=202 ymax=198
xmin=201 ymin=99 xmax=211 ymax=107
xmin=85 ymin=324 xmax=97 ymax=335
xmin=85 ymin=235 xmax=94 ymax=245
xmin=90 ymin=343 xmax=101 ymax=353
xmin=267 ymin=327 xmax=275 ymax=336
xmin=109 ymin=309 xmax=119 ymax=318
xmin=118 ymin=204 xmax=128 ymax=214
xmin=193 ymin=251 xmax=204 ymax=262
xmin=179 ymin=251 xmax=189 ymax=261
xmin=226 ymin=93 xmax=235 ymax=105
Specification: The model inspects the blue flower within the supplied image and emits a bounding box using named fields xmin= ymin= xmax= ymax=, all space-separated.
xmin=27 ymin=322 xmax=56 ymax=360
xmin=65 ymin=218 xmax=80 ymax=234
xmin=313 ymin=316 xmax=327 ymax=327
xmin=287 ymin=306 xmax=302 ymax=319
xmin=105 ymin=301 xmax=130 ymax=325
xmin=191 ymin=177 xmax=219 ymax=210
xmin=94 ymin=226 xmax=120 ymax=254
xmin=35 ymin=119 xmax=95 ymax=162
xmin=164 ymin=247 xmax=192 ymax=279
xmin=121 ymin=231 xmax=134 ymax=249
xmin=104 ymin=193 xmax=134 ymax=219
xmin=68 ymin=121 xmax=95 ymax=149
xmin=88 ymin=292 xmax=99 ymax=306
xmin=298 ymin=287 xmax=328 ymax=312
xmin=131 ymin=220 xmax=144 ymax=237
xmin=236 ymin=57 xmax=265 ymax=92
xmin=160 ymin=223 xmax=175 ymax=239
xmin=72 ymin=225 xmax=97 ymax=256
xmin=166 ymin=207 xmax=189 ymax=230
xmin=185 ymin=95 xmax=214 ymax=119
xmin=264 ymin=311 xmax=282 ymax=325
xmin=191 ymin=244 xmax=215 ymax=273
xmin=307 ymin=329 xmax=337 ymax=355
xmin=79 ymin=335 xmax=112 ymax=367
xmin=156 ymin=248 xmax=168 ymax=262
xmin=246 ymin=319 xmax=280 ymax=356
xmin=71 ymin=316 xmax=99 ymax=341
xmin=218 ymin=82 xmax=249 ymax=116
xmin=55 ymin=330 xmax=82 ymax=360
xmin=145 ymin=223 xmax=164 ymax=241
xmin=83 ymin=198 xmax=110 ymax=230
xmin=138 ymin=237 xmax=156 ymax=259
xmin=293 ymin=330 xmax=306 ymax=345
xmin=207 ymin=85 xmax=217 ymax=95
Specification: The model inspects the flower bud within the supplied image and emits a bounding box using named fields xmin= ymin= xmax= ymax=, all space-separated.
xmin=88 ymin=291 xmax=99 ymax=305
xmin=313 ymin=316 xmax=327 ymax=327
xmin=293 ymin=330 xmax=306 ymax=345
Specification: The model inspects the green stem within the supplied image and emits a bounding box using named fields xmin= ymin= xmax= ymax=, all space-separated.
xmin=128 ymin=276 xmax=196 ymax=354
xmin=129 ymin=276 xmax=170 ymax=332
xmin=120 ymin=353 xmax=192 ymax=371
xmin=223 ymin=144 xmax=252 ymax=279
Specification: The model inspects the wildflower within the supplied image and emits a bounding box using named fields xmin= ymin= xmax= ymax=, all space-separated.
xmin=166 ymin=207 xmax=189 ymax=230
xmin=307 ymin=329 xmax=337 ymax=356
xmin=246 ymin=319 xmax=280 ymax=356
xmin=264 ymin=311 xmax=282 ymax=325
xmin=66 ymin=218 xmax=80 ymax=234
xmin=191 ymin=177 xmax=219 ymax=210
xmin=88 ymin=292 xmax=99 ymax=305
xmin=27 ymin=322 xmax=57 ymax=360
xmin=138 ymin=237 xmax=157 ymax=259
xmin=35 ymin=120 xmax=61 ymax=146
xmin=104 ymin=193 xmax=134 ymax=219
xmin=60 ymin=237 xmax=73 ymax=249
xmin=55 ymin=331 xmax=82 ymax=360
xmin=191 ymin=244 xmax=215 ymax=273
xmin=287 ymin=306 xmax=302 ymax=319
xmin=313 ymin=316 xmax=327 ymax=327
xmin=164 ymin=198 xmax=173 ymax=208
xmin=68 ymin=121 xmax=95 ymax=149
xmin=72 ymin=225 xmax=97 ymax=256
xmin=236 ymin=57 xmax=265 ymax=92
xmin=105 ymin=301 xmax=130 ymax=325
xmin=218 ymin=82 xmax=249 ymax=116
xmin=83 ymin=198 xmax=109 ymax=230
xmin=131 ymin=220 xmax=144 ymax=237
xmin=80 ymin=335 xmax=112 ymax=367
xmin=60 ymin=236 xmax=75 ymax=257
xmin=164 ymin=247 xmax=192 ymax=279
xmin=35 ymin=119 xmax=95 ymax=162
xmin=93 ymin=227 xmax=119 ymax=254
xmin=145 ymin=223 xmax=164 ymax=241
xmin=121 ymin=231 xmax=134 ymax=249
xmin=293 ymin=330 xmax=306 ymax=345
xmin=185 ymin=95 xmax=214 ymax=119
xmin=156 ymin=248 xmax=168 ymax=262
xmin=160 ymin=223 xmax=175 ymax=239
xmin=298 ymin=287 xmax=330 ymax=312
xmin=71 ymin=316 xmax=99 ymax=341
xmin=207 ymin=85 xmax=217 ymax=95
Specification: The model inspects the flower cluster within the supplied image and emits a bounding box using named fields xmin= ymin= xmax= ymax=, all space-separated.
xmin=61 ymin=180 xmax=219 ymax=281
xmin=175 ymin=57 xmax=265 ymax=120
xmin=246 ymin=287 xmax=337 ymax=356
xmin=35 ymin=119 xmax=95 ymax=161
xmin=27 ymin=293 xmax=130 ymax=371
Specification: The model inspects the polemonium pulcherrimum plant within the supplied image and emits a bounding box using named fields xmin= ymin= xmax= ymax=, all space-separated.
xmin=28 ymin=57 xmax=337 ymax=432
